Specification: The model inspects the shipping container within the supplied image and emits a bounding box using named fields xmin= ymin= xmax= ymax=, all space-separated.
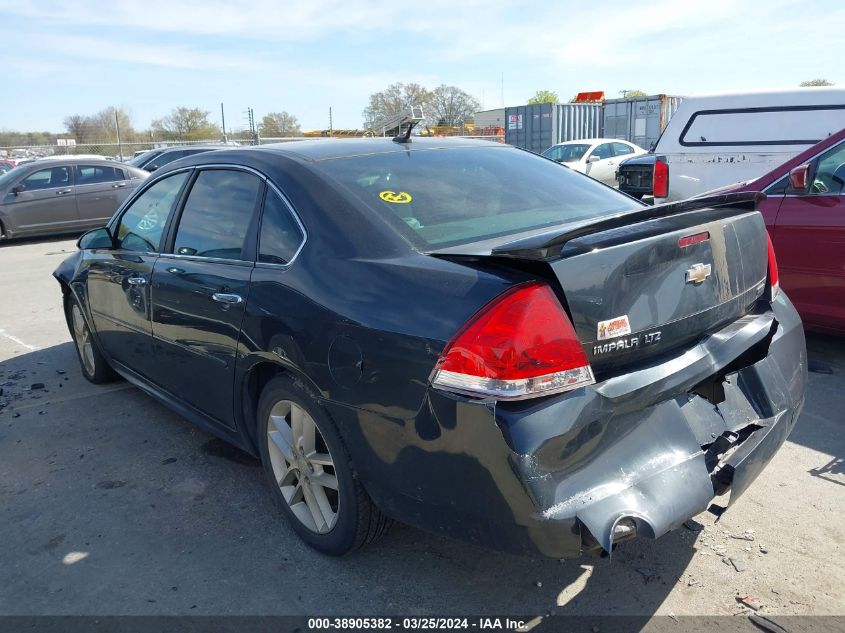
xmin=603 ymin=94 xmax=683 ymax=151
xmin=504 ymin=103 xmax=603 ymax=153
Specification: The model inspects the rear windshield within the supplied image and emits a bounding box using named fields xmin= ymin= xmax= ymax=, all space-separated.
xmin=127 ymin=150 xmax=162 ymax=167
xmin=319 ymin=146 xmax=640 ymax=248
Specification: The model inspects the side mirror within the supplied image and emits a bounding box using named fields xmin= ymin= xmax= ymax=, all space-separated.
xmin=78 ymin=227 xmax=113 ymax=250
xmin=11 ymin=183 xmax=25 ymax=194
xmin=146 ymin=164 xmax=159 ymax=172
xmin=788 ymin=164 xmax=810 ymax=193
xmin=587 ymin=156 xmax=600 ymax=163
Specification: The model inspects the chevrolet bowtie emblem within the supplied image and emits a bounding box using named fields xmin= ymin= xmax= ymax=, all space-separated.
xmin=686 ymin=263 xmax=712 ymax=284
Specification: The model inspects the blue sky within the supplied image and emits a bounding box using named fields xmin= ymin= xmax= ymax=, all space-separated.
xmin=1 ymin=0 xmax=843 ymax=133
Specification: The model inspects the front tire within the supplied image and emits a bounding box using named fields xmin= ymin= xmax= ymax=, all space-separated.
xmin=66 ymin=296 xmax=117 ymax=384
xmin=257 ymin=375 xmax=390 ymax=555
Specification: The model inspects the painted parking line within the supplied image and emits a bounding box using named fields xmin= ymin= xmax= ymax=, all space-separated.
xmin=0 ymin=328 xmax=38 ymax=351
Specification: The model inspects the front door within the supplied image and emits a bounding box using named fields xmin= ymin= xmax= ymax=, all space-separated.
xmin=584 ymin=142 xmax=617 ymax=185
xmin=772 ymin=140 xmax=845 ymax=330
xmin=4 ymin=164 xmax=77 ymax=236
xmin=87 ymin=170 xmax=191 ymax=378
xmin=151 ymin=168 xmax=263 ymax=427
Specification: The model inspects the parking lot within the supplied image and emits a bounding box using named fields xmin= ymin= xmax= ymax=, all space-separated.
xmin=1 ymin=236 xmax=843 ymax=619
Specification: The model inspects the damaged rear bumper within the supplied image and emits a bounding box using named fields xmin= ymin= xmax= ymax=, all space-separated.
xmin=331 ymin=295 xmax=805 ymax=559
xmin=499 ymin=293 xmax=806 ymax=557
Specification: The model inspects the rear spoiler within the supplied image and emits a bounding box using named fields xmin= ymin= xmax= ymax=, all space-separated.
xmin=486 ymin=192 xmax=766 ymax=261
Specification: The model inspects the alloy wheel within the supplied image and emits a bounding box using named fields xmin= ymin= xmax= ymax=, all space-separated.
xmin=266 ymin=400 xmax=339 ymax=533
xmin=71 ymin=304 xmax=96 ymax=376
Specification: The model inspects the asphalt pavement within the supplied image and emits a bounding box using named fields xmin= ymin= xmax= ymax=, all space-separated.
xmin=1 ymin=236 xmax=843 ymax=618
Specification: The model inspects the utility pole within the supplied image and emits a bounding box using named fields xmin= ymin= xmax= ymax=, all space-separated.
xmin=500 ymin=72 xmax=504 ymax=108
xmin=221 ymin=102 xmax=228 ymax=143
xmin=245 ymin=107 xmax=257 ymax=145
xmin=328 ymin=107 xmax=333 ymax=137
xmin=113 ymin=108 xmax=123 ymax=160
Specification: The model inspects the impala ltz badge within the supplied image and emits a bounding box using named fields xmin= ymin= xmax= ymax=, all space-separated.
xmin=597 ymin=315 xmax=631 ymax=341
xmin=685 ymin=263 xmax=712 ymax=284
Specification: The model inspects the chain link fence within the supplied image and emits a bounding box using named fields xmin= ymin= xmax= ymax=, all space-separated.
xmin=1 ymin=134 xmax=504 ymax=163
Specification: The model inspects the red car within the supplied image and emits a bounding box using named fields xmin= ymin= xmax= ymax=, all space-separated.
xmin=715 ymin=128 xmax=845 ymax=334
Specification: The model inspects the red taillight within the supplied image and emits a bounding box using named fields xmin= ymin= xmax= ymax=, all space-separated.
xmin=766 ymin=232 xmax=779 ymax=301
xmin=431 ymin=282 xmax=595 ymax=400
xmin=653 ymin=157 xmax=669 ymax=198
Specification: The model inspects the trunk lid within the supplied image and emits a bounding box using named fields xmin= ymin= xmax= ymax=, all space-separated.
xmin=431 ymin=193 xmax=769 ymax=373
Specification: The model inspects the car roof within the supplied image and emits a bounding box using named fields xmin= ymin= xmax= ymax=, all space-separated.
xmin=243 ymin=137 xmax=506 ymax=162
xmin=550 ymin=138 xmax=630 ymax=147
xmin=29 ymin=157 xmax=132 ymax=167
xmin=157 ymin=145 xmax=231 ymax=153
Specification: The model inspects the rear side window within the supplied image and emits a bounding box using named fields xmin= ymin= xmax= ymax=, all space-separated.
xmin=115 ymin=171 xmax=189 ymax=252
xmin=320 ymin=146 xmax=638 ymax=249
xmin=173 ymin=169 xmax=262 ymax=260
xmin=612 ymin=142 xmax=635 ymax=156
xmin=78 ymin=165 xmax=124 ymax=184
xmin=259 ymin=189 xmax=305 ymax=265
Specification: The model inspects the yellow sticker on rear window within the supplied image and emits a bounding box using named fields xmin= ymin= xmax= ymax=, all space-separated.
xmin=379 ymin=190 xmax=412 ymax=204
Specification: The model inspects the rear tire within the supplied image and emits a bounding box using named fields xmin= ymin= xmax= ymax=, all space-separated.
xmin=66 ymin=295 xmax=117 ymax=384
xmin=257 ymin=375 xmax=390 ymax=555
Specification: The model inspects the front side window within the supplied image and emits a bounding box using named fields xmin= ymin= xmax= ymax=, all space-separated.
xmin=22 ymin=166 xmax=72 ymax=191
xmin=809 ymin=142 xmax=845 ymax=195
xmin=590 ymin=143 xmax=613 ymax=160
xmin=78 ymin=165 xmax=124 ymax=185
xmin=612 ymin=142 xmax=635 ymax=157
xmin=173 ymin=169 xmax=262 ymax=260
xmin=115 ymin=171 xmax=189 ymax=252
xmin=542 ymin=144 xmax=590 ymax=163
xmin=259 ymin=189 xmax=305 ymax=265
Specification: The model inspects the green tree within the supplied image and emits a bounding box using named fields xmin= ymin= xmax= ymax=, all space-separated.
xmin=258 ymin=111 xmax=302 ymax=137
xmin=620 ymin=89 xmax=648 ymax=98
xmin=800 ymin=79 xmax=834 ymax=87
xmin=362 ymin=82 xmax=432 ymax=130
xmin=426 ymin=85 xmax=481 ymax=127
xmin=151 ymin=107 xmax=220 ymax=141
xmin=527 ymin=90 xmax=558 ymax=105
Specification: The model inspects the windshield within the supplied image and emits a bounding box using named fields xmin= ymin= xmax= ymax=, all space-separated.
xmin=320 ymin=145 xmax=641 ymax=249
xmin=542 ymin=144 xmax=591 ymax=162
xmin=128 ymin=149 xmax=163 ymax=168
xmin=0 ymin=165 xmax=23 ymax=189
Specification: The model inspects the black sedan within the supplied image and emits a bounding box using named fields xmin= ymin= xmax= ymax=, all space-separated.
xmin=54 ymin=139 xmax=806 ymax=558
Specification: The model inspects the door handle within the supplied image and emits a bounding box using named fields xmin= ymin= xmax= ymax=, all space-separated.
xmin=212 ymin=292 xmax=244 ymax=305
xmin=112 ymin=183 xmax=128 ymax=189
xmin=127 ymin=276 xmax=147 ymax=286
xmin=56 ymin=189 xmax=73 ymax=195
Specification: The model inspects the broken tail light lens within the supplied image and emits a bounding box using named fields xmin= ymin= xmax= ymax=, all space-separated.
xmin=766 ymin=232 xmax=779 ymax=301
xmin=653 ymin=157 xmax=669 ymax=198
xmin=431 ymin=282 xmax=595 ymax=400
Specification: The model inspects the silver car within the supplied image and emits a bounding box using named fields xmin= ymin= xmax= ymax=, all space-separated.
xmin=0 ymin=159 xmax=148 ymax=240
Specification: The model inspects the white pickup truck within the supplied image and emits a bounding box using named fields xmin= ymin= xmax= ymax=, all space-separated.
xmin=641 ymin=88 xmax=845 ymax=202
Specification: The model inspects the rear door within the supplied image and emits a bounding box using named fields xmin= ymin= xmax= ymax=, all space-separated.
xmin=87 ymin=170 xmax=191 ymax=378
xmin=75 ymin=164 xmax=131 ymax=228
xmin=3 ymin=164 xmax=77 ymax=235
xmin=150 ymin=167 xmax=263 ymax=428
xmin=771 ymin=140 xmax=845 ymax=330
